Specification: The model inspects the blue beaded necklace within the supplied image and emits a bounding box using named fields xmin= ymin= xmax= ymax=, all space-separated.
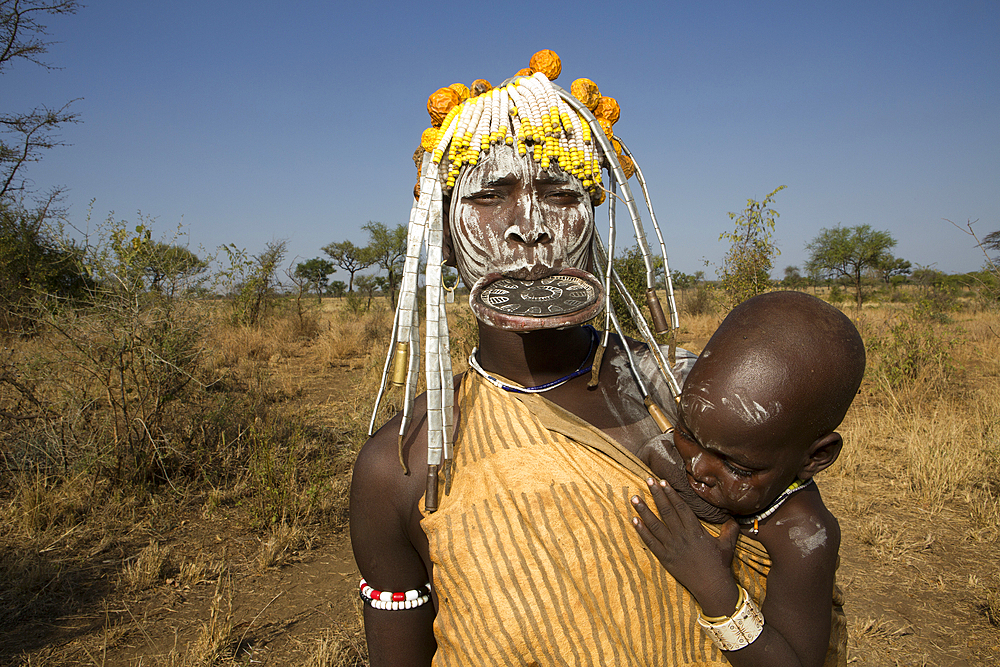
xmin=468 ymin=326 xmax=597 ymax=394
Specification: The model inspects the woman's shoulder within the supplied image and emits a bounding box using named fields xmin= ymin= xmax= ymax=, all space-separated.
xmin=353 ymin=372 xmax=466 ymax=512
xmin=356 ymin=398 xmax=427 ymax=488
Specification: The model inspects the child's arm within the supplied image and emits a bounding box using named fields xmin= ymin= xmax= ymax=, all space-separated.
xmin=631 ymin=478 xmax=839 ymax=667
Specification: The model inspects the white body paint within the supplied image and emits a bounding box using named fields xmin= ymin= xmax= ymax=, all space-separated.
xmin=597 ymin=352 xmax=649 ymax=429
xmin=780 ymin=517 xmax=828 ymax=558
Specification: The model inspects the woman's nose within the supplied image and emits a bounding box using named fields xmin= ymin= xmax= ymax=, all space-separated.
xmin=504 ymin=194 xmax=551 ymax=245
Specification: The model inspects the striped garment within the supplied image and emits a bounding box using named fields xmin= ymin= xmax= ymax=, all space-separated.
xmin=421 ymin=370 xmax=846 ymax=666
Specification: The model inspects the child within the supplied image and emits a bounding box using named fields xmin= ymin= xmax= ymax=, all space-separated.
xmin=631 ymin=291 xmax=865 ymax=667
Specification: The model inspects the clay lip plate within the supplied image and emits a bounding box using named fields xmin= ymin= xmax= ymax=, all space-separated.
xmin=469 ymin=268 xmax=605 ymax=331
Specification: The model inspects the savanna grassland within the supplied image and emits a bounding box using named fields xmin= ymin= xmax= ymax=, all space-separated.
xmin=1 ymin=286 xmax=998 ymax=666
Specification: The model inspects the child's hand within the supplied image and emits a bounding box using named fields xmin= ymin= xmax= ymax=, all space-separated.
xmin=631 ymin=478 xmax=741 ymax=613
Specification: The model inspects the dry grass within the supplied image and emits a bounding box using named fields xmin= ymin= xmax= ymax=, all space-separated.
xmin=982 ymin=578 xmax=1000 ymax=627
xmin=257 ymin=521 xmax=310 ymax=569
xmin=834 ymin=309 xmax=1000 ymax=501
xmin=854 ymin=615 xmax=915 ymax=641
xmin=302 ymin=601 xmax=368 ymax=667
xmin=822 ymin=305 xmax=1000 ymax=662
xmin=177 ymin=551 xmax=226 ymax=588
xmin=124 ymin=539 xmax=172 ymax=591
xmin=6 ymin=471 xmax=93 ymax=539
xmin=673 ymin=311 xmax=722 ymax=353
xmin=0 ymin=293 xmax=370 ymax=663
xmin=4 ymin=289 xmax=1000 ymax=665
xmin=188 ymin=571 xmax=235 ymax=664
xmin=318 ymin=306 xmax=392 ymax=363
xmin=206 ymin=318 xmax=306 ymax=371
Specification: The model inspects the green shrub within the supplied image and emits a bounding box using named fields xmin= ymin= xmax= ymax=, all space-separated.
xmin=865 ymin=312 xmax=958 ymax=391
xmin=610 ymin=245 xmax=648 ymax=337
xmin=684 ymin=284 xmax=716 ymax=316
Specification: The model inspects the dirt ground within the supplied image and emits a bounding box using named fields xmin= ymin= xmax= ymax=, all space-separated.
xmin=4 ymin=331 xmax=999 ymax=666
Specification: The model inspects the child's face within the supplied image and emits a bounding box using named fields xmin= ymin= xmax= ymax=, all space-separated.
xmin=673 ymin=384 xmax=811 ymax=517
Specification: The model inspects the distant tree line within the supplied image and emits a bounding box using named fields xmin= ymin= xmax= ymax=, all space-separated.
xmin=669 ymin=187 xmax=998 ymax=311
xmin=296 ymin=221 xmax=457 ymax=312
xmin=293 ymin=221 xmax=408 ymax=306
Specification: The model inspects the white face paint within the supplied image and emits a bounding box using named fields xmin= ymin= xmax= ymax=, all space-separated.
xmin=720 ymin=393 xmax=783 ymax=426
xmin=450 ymin=146 xmax=594 ymax=285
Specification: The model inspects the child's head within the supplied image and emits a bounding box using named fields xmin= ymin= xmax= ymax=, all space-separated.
xmin=674 ymin=291 xmax=865 ymax=517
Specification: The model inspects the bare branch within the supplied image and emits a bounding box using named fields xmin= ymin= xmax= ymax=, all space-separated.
xmin=945 ymin=217 xmax=999 ymax=274
xmin=0 ymin=99 xmax=79 ymax=199
xmin=1 ymin=0 xmax=81 ymax=72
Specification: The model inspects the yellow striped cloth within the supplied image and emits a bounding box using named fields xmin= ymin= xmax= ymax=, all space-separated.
xmin=422 ymin=371 xmax=826 ymax=666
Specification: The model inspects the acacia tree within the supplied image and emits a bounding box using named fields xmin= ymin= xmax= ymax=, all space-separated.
xmin=947 ymin=219 xmax=1000 ymax=301
xmin=361 ymin=221 xmax=407 ymax=308
xmin=983 ymin=230 xmax=1000 ymax=264
xmin=294 ymin=257 xmax=334 ymax=300
xmin=875 ymin=255 xmax=912 ymax=285
xmin=2 ymin=0 xmax=81 ymax=200
xmin=322 ymin=240 xmax=371 ymax=293
xmin=1 ymin=1 xmax=82 ymax=318
xmin=354 ymin=274 xmax=378 ymax=311
xmin=782 ymin=265 xmax=806 ymax=289
xmin=805 ymin=224 xmax=900 ymax=308
xmin=719 ymin=185 xmax=786 ymax=307
xmin=328 ymin=280 xmax=346 ymax=298
xmin=140 ymin=242 xmax=207 ymax=295
xmin=979 ymin=229 xmax=1000 ymax=300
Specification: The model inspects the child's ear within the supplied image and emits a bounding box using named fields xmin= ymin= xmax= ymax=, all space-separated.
xmin=798 ymin=432 xmax=843 ymax=480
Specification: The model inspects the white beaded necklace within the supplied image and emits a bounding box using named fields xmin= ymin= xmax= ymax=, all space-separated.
xmin=735 ymin=478 xmax=814 ymax=534
xmin=467 ymin=326 xmax=596 ymax=394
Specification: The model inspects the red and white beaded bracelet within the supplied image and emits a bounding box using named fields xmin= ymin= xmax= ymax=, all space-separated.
xmin=359 ymin=578 xmax=432 ymax=611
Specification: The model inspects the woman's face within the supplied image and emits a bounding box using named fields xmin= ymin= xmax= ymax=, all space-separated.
xmin=448 ymin=146 xmax=594 ymax=286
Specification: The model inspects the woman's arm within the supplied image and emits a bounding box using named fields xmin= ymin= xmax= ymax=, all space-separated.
xmin=350 ymin=413 xmax=436 ymax=667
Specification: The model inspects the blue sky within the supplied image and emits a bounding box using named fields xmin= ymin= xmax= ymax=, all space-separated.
xmin=6 ymin=0 xmax=999 ymax=281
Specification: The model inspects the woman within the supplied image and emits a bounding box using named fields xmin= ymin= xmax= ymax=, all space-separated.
xmin=350 ymin=58 xmax=758 ymax=667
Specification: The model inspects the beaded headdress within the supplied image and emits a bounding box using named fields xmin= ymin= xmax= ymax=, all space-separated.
xmin=369 ymin=50 xmax=683 ymax=511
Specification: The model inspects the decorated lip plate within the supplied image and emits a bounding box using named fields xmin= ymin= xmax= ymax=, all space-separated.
xmin=469 ymin=268 xmax=604 ymax=331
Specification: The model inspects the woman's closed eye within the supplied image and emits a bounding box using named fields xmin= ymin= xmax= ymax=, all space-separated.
xmin=545 ymin=189 xmax=584 ymax=205
xmin=464 ymin=190 xmax=505 ymax=204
